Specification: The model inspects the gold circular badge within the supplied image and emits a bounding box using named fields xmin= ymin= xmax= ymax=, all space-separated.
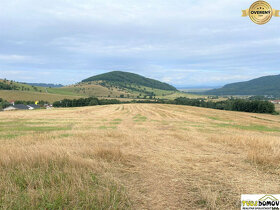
xmin=249 ymin=1 xmax=273 ymax=25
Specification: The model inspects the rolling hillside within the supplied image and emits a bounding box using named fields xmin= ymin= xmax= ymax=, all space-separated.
xmin=1 ymin=104 xmax=280 ymax=209
xmin=205 ymin=74 xmax=280 ymax=96
xmin=48 ymin=82 xmax=129 ymax=98
xmin=0 ymin=90 xmax=82 ymax=103
xmin=0 ymin=79 xmax=82 ymax=103
xmin=82 ymin=71 xmax=177 ymax=91
xmin=0 ymin=72 xmax=198 ymax=102
xmin=52 ymin=71 xmax=196 ymax=99
xmin=0 ymin=79 xmax=46 ymax=92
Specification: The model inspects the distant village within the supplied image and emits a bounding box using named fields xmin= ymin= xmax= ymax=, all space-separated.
xmin=270 ymin=100 xmax=280 ymax=105
xmin=1 ymin=101 xmax=52 ymax=111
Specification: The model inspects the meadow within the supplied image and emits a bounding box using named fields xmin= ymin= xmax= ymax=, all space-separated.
xmin=275 ymin=104 xmax=280 ymax=112
xmin=0 ymin=90 xmax=82 ymax=103
xmin=60 ymin=81 xmax=200 ymax=99
xmin=0 ymin=104 xmax=280 ymax=209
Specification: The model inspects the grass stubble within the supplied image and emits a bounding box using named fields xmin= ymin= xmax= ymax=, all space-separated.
xmin=0 ymin=104 xmax=280 ymax=209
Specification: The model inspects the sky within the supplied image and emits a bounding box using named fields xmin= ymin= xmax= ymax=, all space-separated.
xmin=0 ymin=0 xmax=280 ymax=87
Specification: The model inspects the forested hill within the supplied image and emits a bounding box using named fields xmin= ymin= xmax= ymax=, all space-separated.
xmin=82 ymin=71 xmax=177 ymax=91
xmin=204 ymin=74 xmax=280 ymax=96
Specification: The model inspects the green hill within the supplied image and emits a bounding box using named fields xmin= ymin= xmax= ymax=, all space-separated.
xmin=82 ymin=71 xmax=177 ymax=91
xmin=204 ymin=74 xmax=280 ymax=96
xmin=0 ymin=72 xmax=198 ymax=102
xmin=0 ymin=79 xmax=45 ymax=92
xmin=0 ymin=79 xmax=82 ymax=103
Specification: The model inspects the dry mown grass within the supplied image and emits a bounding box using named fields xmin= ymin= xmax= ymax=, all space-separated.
xmin=275 ymin=104 xmax=280 ymax=112
xmin=0 ymin=135 xmax=130 ymax=209
xmin=0 ymin=104 xmax=280 ymax=209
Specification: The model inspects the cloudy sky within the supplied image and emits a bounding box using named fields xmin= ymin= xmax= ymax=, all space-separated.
xmin=0 ymin=0 xmax=279 ymax=87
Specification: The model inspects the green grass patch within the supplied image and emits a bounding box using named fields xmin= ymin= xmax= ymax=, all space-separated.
xmin=216 ymin=123 xmax=280 ymax=132
xmin=98 ymin=126 xmax=117 ymax=130
xmin=58 ymin=134 xmax=74 ymax=138
xmin=133 ymin=114 xmax=147 ymax=122
xmin=207 ymin=116 xmax=220 ymax=121
xmin=0 ymin=134 xmax=23 ymax=139
xmin=46 ymin=87 xmax=83 ymax=96
xmin=15 ymin=126 xmax=71 ymax=132
xmin=0 ymin=125 xmax=72 ymax=133
xmin=113 ymin=118 xmax=122 ymax=122
xmin=205 ymin=116 xmax=233 ymax=122
xmin=110 ymin=122 xmax=120 ymax=125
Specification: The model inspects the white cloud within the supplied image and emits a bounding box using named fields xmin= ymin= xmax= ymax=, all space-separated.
xmin=0 ymin=54 xmax=43 ymax=64
xmin=0 ymin=0 xmax=279 ymax=85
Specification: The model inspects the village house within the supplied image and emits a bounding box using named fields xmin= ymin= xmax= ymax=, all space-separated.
xmin=270 ymin=100 xmax=280 ymax=104
xmin=3 ymin=104 xmax=40 ymax=111
xmin=27 ymin=104 xmax=41 ymax=109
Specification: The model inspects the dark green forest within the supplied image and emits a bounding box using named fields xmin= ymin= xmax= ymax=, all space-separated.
xmin=0 ymin=98 xmax=10 ymax=109
xmin=53 ymin=98 xmax=121 ymax=107
xmin=204 ymin=74 xmax=280 ymax=96
xmin=0 ymin=82 xmax=13 ymax=90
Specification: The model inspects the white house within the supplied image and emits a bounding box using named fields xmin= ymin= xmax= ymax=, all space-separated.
xmin=3 ymin=104 xmax=29 ymax=111
xmin=3 ymin=104 xmax=40 ymax=111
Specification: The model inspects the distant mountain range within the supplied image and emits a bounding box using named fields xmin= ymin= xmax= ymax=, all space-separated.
xmin=204 ymin=74 xmax=280 ymax=96
xmin=5 ymin=71 xmax=280 ymax=101
xmin=23 ymin=83 xmax=64 ymax=88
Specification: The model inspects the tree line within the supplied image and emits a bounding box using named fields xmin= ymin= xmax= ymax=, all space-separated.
xmin=1 ymin=96 xmax=276 ymax=114
xmin=171 ymin=98 xmax=276 ymax=114
xmin=0 ymin=98 xmax=10 ymax=110
xmin=52 ymin=97 xmax=277 ymax=114
xmin=0 ymin=82 xmax=13 ymax=90
xmin=53 ymin=98 xmax=121 ymax=107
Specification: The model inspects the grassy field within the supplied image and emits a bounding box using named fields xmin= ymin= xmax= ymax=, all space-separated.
xmin=110 ymin=83 xmax=202 ymax=99
xmin=0 ymin=79 xmax=46 ymax=92
xmin=0 ymin=90 xmax=82 ymax=103
xmin=1 ymin=79 xmax=201 ymax=102
xmin=59 ymin=81 xmax=201 ymax=99
xmin=0 ymin=104 xmax=280 ymax=209
xmin=52 ymin=82 xmax=130 ymax=98
xmin=275 ymin=104 xmax=280 ymax=112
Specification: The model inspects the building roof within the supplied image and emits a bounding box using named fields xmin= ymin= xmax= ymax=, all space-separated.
xmin=28 ymin=104 xmax=40 ymax=109
xmin=3 ymin=106 xmax=17 ymax=111
xmin=13 ymin=104 xmax=29 ymax=110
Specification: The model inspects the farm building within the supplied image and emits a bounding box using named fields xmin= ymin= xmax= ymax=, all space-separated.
xmin=3 ymin=104 xmax=40 ymax=111
xmin=270 ymin=100 xmax=280 ymax=104
xmin=28 ymin=104 xmax=40 ymax=109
